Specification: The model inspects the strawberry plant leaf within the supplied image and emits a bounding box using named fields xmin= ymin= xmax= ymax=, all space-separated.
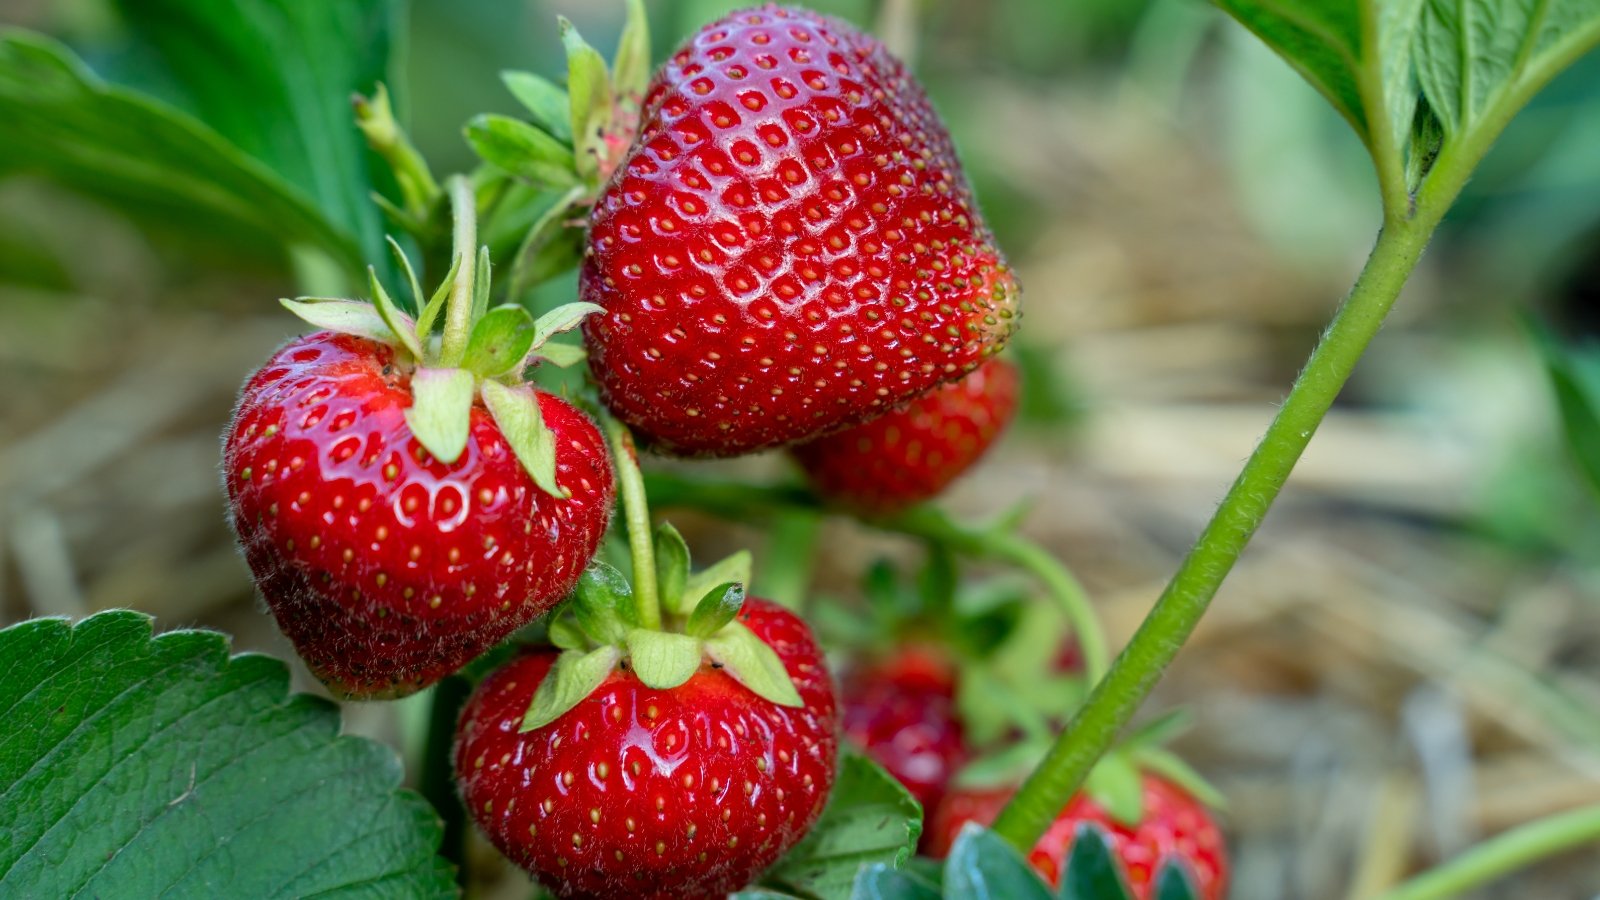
xmin=943 ymin=824 xmax=1052 ymax=900
xmin=1059 ymin=824 xmax=1135 ymax=900
xmin=404 ymin=367 xmax=476 ymax=465
xmin=1532 ymin=326 xmax=1600 ymax=499
xmin=480 ymin=380 xmax=565 ymax=498
xmin=851 ymin=864 xmax=943 ymax=899
xmin=471 ymin=245 xmax=493 ymax=322
xmin=387 ymin=234 xmax=427 ymax=315
xmin=687 ymin=583 xmax=745 ymax=638
xmin=572 ymin=561 xmax=638 ymax=641
xmin=683 ymin=550 xmax=755 ymax=619
xmin=521 ymin=645 xmax=621 ymax=731
xmin=109 ymin=0 xmax=396 ymax=275
xmin=0 ymin=33 xmax=358 ymax=274
xmin=654 ymin=521 xmax=693 ymax=614
xmin=561 ymin=16 xmax=614 ymax=182
xmin=533 ymin=301 xmax=607 ymax=345
xmin=1084 ymin=754 xmax=1145 ymax=826
xmin=464 ymin=114 xmax=579 ymax=188
xmin=502 ymin=70 xmax=573 ymax=143
xmin=417 ymin=250 xmax=464 ymax=341
xmin=1152 ymin=859 xmax=1202 ymax=900
xmin=624 ymin=629 xmax=702 ymax=689
xmin=279 ymin=297 xmax=397 ymax=344
xmin=613 ymin=0 xmax=653 ymax=100
xmin=463 ymin=305 xmax=538 ymax=378
xmin=368 ymin=266 xmax=424 ymax=360
xmin=509 ymin=185 xmax=589 ymax=300
xmin=1135 ymin=748 xmax=1229 ymax=811
xmin=535 ymin=341 xmax=588 ymax=368
xmin=0 ymin=611 xmax=453 ymax=898
xmin=703 ymin=622 xmax=803 ymax=708
xmin=762 ymin=751 xmax=923 ymax=899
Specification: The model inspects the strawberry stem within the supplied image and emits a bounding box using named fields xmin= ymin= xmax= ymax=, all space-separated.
xmin=1372 ymin=804 xmax=1600 ymax=900
xmin=437 ymin=176 xmax=478 ymax=367
xmin=601 ymin=414 xmax=661 ymax=630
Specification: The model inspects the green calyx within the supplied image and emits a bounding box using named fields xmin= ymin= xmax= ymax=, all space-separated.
xmin=521 ymin=526 xmax=804 ymax=732
xmin=280 ymin=179 xmax=601 ymax=498
xmin=952 ymin=710 xmax=1225 ymax=828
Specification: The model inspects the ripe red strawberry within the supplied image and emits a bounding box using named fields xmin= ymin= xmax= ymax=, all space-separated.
xmin=224 ymin=332 xmax=613 ymax=698
xmin=840 ymin=646 xmax=966 ymax=816
xmin=455 ymin=598 xmax=838 ymax=899
xmin=581 ymin=4 xmax=1020 ymax=456
xmin=792 ymin=356 xmax=1018 ymax=512
xmin=926 ymin=774 xmax=1228 ymax=899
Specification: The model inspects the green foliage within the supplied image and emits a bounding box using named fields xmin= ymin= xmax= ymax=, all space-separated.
xmin=0 ymin=611 xmax=453 ymax=898
xmin=760 ymin=752 xmax=924 ymax=899
xmin=942 ymin=825 xmax=1053 ymax=899
xmin=1532 ymin=324 xmax=1600 ymax=500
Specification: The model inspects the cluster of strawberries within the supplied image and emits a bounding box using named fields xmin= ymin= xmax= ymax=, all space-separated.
xmin=220 ymin=5 xmax=1220 ymax=898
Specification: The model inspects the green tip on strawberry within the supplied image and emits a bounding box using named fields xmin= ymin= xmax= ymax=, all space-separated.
xmin=223 ymin=179 xmax=615 ymax=698
xmin=523 ymin=525 xmax=805 ymax=732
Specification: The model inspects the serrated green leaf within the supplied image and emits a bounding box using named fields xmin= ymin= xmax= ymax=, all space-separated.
xmin=536 ymin=341 xmax=588 ymax=368
xmin=503 ymin=70 xmax=573 ymax=143
xmin=404 ymin=367 xmax=476 ymax=465
xmin=533 ymin=301 xmax=606 ymax=345
xmin=561 ymin=16 xmax=613 ymax=181
xmin=762 ymin=752 xmax=922 ymax=899
xmin=683 ymin=550 xmax=754 ymax=618
xmin=279 ymin=297 xmax=396 ymax=344
xmin=624 ymin=629 xmax=703 ymax=689
xmin=415 ymin=250 xmax=462 ymax=342
xmin=386 ymin=234 xmax=426 ymax=314
xmin=851 ymin=863 xmax=943 ymax=900
xmin=1533 ymin=324 xmax=1600 ymax=501
xmin=1059 ymin=824 xmax=1135 ymax=900
xmin=613 ymin=0 xmax=652 ymax=99
xmin=463 ymin=305 xmax=538 ymax=378
xmin=480 ymin=379 xmax=564 ymax=499
xmin=704 ymin=622 xmax=802 ymax=708
xmin=687 ymin=583 xmax=745 ymax=638
xmin=465 ymin=113 xmax=578 ymax=188
xmin=0 ymin=33 xmax=368 ymax=275
xmin=110 ymin=0 xmax=396 ymax=274
xmin=655 ymin=521 xmax=693 ymax=614
xmin=0 ymin=612 xmax=453 ymax=897
xmin=1152 ymin=859 xmax=1202 ymax=900
xmin=944 ymin=824 xmax=1052 ymax=900
xmin=368 ymin=266 xmax=423 ymax=359
xmin=521 ymin=645 xmax=621 ymax=731
xmin=1085 ymin=754 xmax=1146 ymax=826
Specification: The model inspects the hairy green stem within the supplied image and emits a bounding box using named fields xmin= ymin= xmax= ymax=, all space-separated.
xmin=603 ymin=415 xmax=660 ymax=629
xmin=989 ymin=215 xmax=1434 ymax=848
xmin=1372 ymin=805 xmax=1600 ymax=900
xmin=638 ymin=475 xmax=1108 ymax=681
xmin=437 ymin=176 xmax=478 ymax=367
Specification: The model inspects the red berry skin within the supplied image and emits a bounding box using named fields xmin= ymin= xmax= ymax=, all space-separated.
xmin=581 ymin=4 xmax=1019 ymax=457
xmin=841 ymin=647 xmax=966 ymax=818
xmin=454 ymin=600 xmax=839 ymax=899
xmin=926 ymin=775 xmax=1228 ymax=900
xmin=792 ymin=357 xmax=1018 ymax=513
xmin=223 ymin=332 xmax=614 ymax=699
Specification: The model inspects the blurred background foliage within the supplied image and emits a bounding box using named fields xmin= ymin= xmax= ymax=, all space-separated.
xmin=2 ymin=0 xmax=1599 ymax=896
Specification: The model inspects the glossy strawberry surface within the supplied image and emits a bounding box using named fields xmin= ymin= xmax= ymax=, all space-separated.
xmin=581 ymin=4 xmax=1019 ymax=457
xmin=927 ymin=774 xmax=1228 ymax=899
xmin=840 ymin=646 xmax=966 ymax=817
xmin=454 ymin=599 xmax=839 ymax=898
xmin=223 ymin=332 xmax=613 ymax=698
xmin=793 ymin=356 xmax=1018 ymax=513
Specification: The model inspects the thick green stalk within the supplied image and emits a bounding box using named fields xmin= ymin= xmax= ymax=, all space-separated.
xmin=1372 ymin=805 xmax=1600 ymax=900
xmin=436 ymin=177 xmax=478 ymax=367
xmin=989 ymin=214 xmax=1434 ymax=848
xmin=603 ymin=415 xmax=661 ymax=629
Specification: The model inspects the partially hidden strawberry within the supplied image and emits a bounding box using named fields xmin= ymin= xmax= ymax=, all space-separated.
xmin=926 ymin=771 xmax=1228 ymax=899
xmin=581 ymin=4 xmax=1020 ymax=457
xmin=793 ymin=356 xmax=1018 ymax=513
xmin=840 ymin=645 xmax=967 ymax=817
xmin=455 ymin=538 xmax=838 ymax=899
xmin=224 ymin=194 xmax=614 ymax=698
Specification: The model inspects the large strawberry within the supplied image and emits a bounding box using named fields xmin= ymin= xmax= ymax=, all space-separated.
xmin=926 ymin=770 xmax=1228 ymax=899
xmin=581 ymin=4 xmax=1020 ymax=456
xmin=455 ymin=536 xmax=838 ymax=898
xmin=840 ymin=645 xmax=966 ymax=816
xmin=224 ymin=184 xmax=614 ymax=698
xmin=793 ymin=356 xmax=1018 ymax=513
